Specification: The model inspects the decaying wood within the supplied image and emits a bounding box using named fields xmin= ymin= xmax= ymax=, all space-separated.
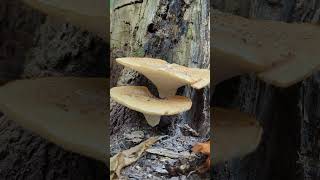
xmin=0 ymin=0 xmax=107 ymax=179
xmin=110 ymin=0 xmax=210 ymax=179
xmin=213 ymin=0 xmax=320 ymax=180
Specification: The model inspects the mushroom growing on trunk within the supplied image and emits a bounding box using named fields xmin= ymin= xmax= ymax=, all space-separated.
xmin=110 ymin=86 xmax=192 ymax=127
xmin=213 ymin=9 xmax=320 ymax=86
xmin=0 ymin=77 xmax=108 ymax=162
xmin=212 ymin=108 xmax=262 ymax=164
xmin=116 ymin=57 xmax=210 ymax=98
xmin=192 ymin=108 xmax=262 ymax=170
xmin=22 ymin=0 xmax=107 ymax=39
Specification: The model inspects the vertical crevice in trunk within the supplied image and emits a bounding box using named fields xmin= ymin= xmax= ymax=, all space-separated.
xmin=300 ymin=73 xmax=320 ymax=180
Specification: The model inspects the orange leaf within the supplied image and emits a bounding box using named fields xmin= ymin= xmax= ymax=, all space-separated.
xmin=192 ymin=141 xmax=210 ymax=173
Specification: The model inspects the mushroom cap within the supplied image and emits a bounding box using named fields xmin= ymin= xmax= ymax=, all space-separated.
xmin=22 ymin=0 xmax=107 ymax=39
xmin=213 ymin=9 xmax=320 ymax=86
xmin=110 ymin=86 xmax=192 ymax=116
xmin=0 ymin=77 xmax=108 ymax=162
xmin=116 ymin=57 xmax=210 ymax=90
xmin=213 ymin=108 xmax=262 ymax=164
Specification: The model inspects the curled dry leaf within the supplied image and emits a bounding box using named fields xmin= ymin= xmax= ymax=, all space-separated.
xmin=110 ymin=136 xmax=163 ymax=179
xmin=192 ymin=141 xmax=210 ymax=173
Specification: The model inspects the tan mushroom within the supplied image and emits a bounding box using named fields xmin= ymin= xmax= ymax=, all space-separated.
xmin=0 ymin=77 xmax=108 ymax=162
xmin=110 ymin=86 xmax=192 ymax=127
xmin=116 ymin=57 xmax=210 ymax=98
xmin=22 ymin=0 xmax=107 ymax=39
xmin=213 ymin=108 xmax=262 ymax=164
xmin=213 ymin=9 xmax=320 ymax=86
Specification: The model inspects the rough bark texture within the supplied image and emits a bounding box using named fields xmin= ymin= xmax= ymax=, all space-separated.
xmin=0 ymin=0 xmax=107 ymax=179
xmin=110 ymin=0 xmax=210 ymax=179
xmin=212 ymin=0 xmax=320 ymax=180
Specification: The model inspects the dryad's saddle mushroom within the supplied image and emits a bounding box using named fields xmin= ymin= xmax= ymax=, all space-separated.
xmin=213 ymin=9 xmax=320 ymax=87
xmin=116 ymin=57 xmax=210 ymax=98
xmin=22 ymin=0 xmax=107 ymax=39
xmin=0 ymin=77 xmax=108 ymax=162
xmin=212 ymin=108 xmax=262 ymax=164
xmin=111 ymin=57 xmax=210 ymax=127
xmin=192 ymin=108 xmax=261 ymax=168
xmin=15 ymin=0 xmax=109 ymax=163
xmin=110 ymin=86 xmax=192 ymax=127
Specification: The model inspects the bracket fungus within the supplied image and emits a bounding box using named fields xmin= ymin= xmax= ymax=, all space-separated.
xmin=0 ymin=77 xmax=108 ymax=162
xmin=213 ymin=9 xmax=320 ymax=86
xmin=110 ymin=86 xmax=192 ymax=127
xmin=22 ymin=0 xmax=107 ymax=39
xmin=212 ymin=108 xmax=262 ymax=164
xmin=192 ymin=108 xmax=261 ymax=169
xmin=116 ymin=57 xmax=210 ymax=98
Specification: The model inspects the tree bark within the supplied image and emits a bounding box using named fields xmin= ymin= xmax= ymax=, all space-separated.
xmin=0 ymin=1 xmax=107 ymax=179
xmin=110 ymin=0 xmax=210 ymax=179
xmin=212 ymin=0 xmax=320 ymax=180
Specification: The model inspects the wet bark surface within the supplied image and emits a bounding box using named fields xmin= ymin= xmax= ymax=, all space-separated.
xmin=212 ymin=0 xmax=320 ymax=179
xmin=0 ymin=0 xmax=107 ymax=179
xmin=110 ymin=0 xmax=210 ymax=179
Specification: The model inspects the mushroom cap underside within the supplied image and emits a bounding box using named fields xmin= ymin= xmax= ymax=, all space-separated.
xmin=110 ymin=86 xmax=192 ymax=115
xmin=213 ymin=9 xmax=320 ymax=87
xmin=212 ymin=108 xmax=262 ymax=164
xmin=22 ymin=0 xmax=107 ymax=38
xmin=0 ymin=77 xmax=108 ymax=162
xmin=116 ymin=57 xmax=210 ymax=89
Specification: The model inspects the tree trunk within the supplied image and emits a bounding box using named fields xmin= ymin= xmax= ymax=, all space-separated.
xmin=0 ymin=1 xmax=107 ymax=179
xmin=110 ymin=0 xmax=210 ymax=179
xmin=212 ymin=0 xmax=320 ymax=180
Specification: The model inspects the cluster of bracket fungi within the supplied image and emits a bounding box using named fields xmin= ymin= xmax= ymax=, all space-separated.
xmin=1 ymin=0 xmax=320 ymax=176
xmin=200 ymin=9 xmax=320 ymax=171
xmin=111 ymin=57 xmax=210 ymax=127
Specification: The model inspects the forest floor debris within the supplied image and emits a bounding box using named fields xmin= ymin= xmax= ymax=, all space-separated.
xmin=110 ymin=119 xmax=210 ymax=179
xmin=110 ymin=136 xmax=165 ymax=179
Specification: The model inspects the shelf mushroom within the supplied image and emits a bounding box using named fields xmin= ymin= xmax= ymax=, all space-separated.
xmin=212 ymin=108 xmax=262 ymax=164
xmin=22 ymin=0 xmax=107 ymax=39
xmin=192 ymin=108 xmax=262 ymax=167
xmin=110 ymin=86 xmax=192 ymax=127
xmin=213 ymin=9 xmax=320 ymax=86
xmin=0 ymin=77 xmax=108 ymax=162
xmin=116 ymin=57 xmax=210 ymax=98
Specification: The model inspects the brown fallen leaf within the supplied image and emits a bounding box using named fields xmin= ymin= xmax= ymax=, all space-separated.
xmin=192 ymin=141 xmax=210 ymax=173
xmin=110 ymin=136 xmax=163 ymax=179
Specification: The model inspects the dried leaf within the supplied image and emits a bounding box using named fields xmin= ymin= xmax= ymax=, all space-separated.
xmin=192 ymin=141 xmax=210 ymax=173
xmin=110 ymin=136 xmax=162 ymax=179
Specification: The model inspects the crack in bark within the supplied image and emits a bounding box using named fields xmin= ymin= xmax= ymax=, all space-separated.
xmin=114 ymin=0 xmax=143 ymax=10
